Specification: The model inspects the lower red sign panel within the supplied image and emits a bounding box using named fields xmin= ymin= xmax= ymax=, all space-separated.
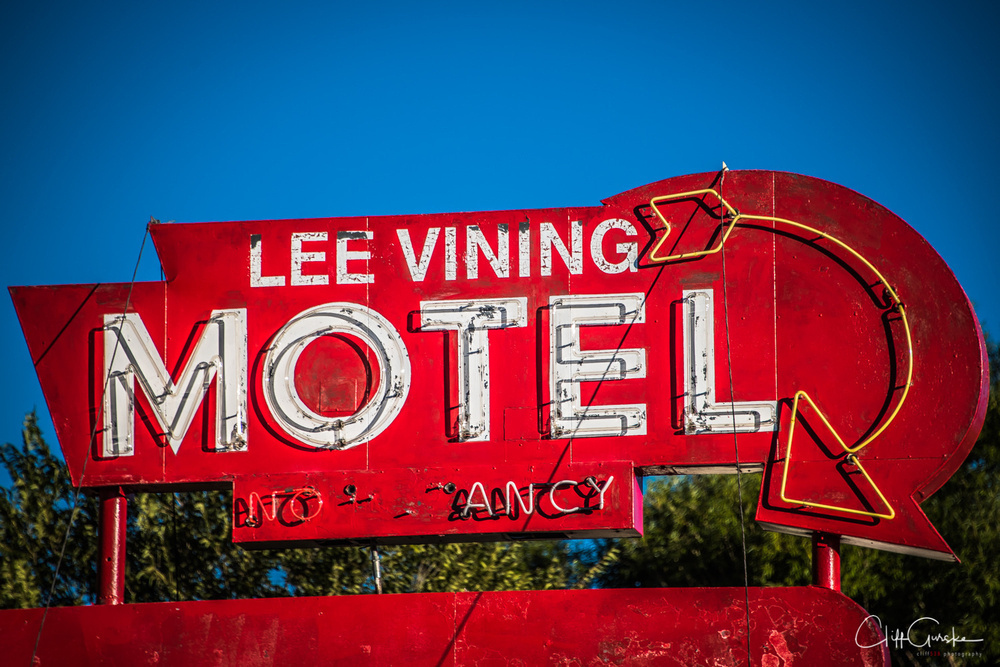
xmin=0 ymin=587 xmax=887 ymax=665
xmin=232 ymin=461 xmax=640 ymax=545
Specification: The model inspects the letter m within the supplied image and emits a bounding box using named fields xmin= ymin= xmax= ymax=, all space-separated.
xmin=103 ymin=309 xmax=248 ymax=456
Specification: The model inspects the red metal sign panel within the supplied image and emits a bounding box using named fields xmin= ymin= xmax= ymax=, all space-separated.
xmin=232 ymin=461 xmax=640 ymax=545
xmin=0 ymin=587 xmax=888 ymax=665
xmin=11 ymin=171 xmax=988 ymax=556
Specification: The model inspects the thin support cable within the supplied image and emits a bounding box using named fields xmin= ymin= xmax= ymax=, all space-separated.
xmin=30 ymin=225 xmax=151 ymax=666
xmin=719 ymin=169 xmax=753 ymax=665
xmin=172 ymin=492 xmax=180 ymax=601
xmin=648 ymin=184 xmax=907 ymax=519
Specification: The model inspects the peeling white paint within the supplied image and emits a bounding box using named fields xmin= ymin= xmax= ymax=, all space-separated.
xmin=549 ymin=293 xmax=647 ymax=438
xmin=291 ymin=232 xmax=329 ymax=286
xmin=263 ymin=302 xmax=410 ymax=449
xmin=518 ymin=221 xmax=531 ymax=277
xmin=336 ymin=230 xmax=374 ymax=284
xmin=444 ymin=227 xmax=457 ymax=281
xmin=396 ymin=228 xmax=440 ymax=281
xmin=682 ymin=289 xmax=777 ymax=434
xmin=249 ymin=234 xmax=286 ymax=287
xmin=590 ymin=219 xmax=638 ymax=274
xmin=420 ymin=297 xmax=528 ymax=441
xmin=466 ymin=224 xmax=510 ymax=279
xmin=540 ymin=220 xmax=583 ymax=276
xmin=104 ymin=309 xmax=248 ymax=456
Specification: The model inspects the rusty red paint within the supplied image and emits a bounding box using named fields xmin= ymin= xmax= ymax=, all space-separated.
xmin=97 ymin=487 xmax=126 ymax=605
xmin=812 ymin=532 xmax=842 ymax=592
xmin=0 ymin=587 xmax=888 ymax=665
xmin=9 ymin=171 xmax=988 ymax=557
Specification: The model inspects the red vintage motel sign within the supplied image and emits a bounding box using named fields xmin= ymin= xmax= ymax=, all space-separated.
xmin=11 ymin=171 xmax=988 ymax=557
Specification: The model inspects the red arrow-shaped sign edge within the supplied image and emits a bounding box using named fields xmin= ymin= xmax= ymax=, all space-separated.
xmin=615 ymin=171 xmax=990 ymax=561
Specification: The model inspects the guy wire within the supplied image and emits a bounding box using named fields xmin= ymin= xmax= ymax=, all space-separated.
xmin=30 ymin=224 xmax=151 ymax=665
xmin=719 ymin=169 xmax=753 ymax=665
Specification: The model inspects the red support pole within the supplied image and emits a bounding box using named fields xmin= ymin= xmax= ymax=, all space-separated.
xmin=812 ymin=532 xmax=841 ymax=591
xmin=98 ymin=486 xmax=127 ymax=605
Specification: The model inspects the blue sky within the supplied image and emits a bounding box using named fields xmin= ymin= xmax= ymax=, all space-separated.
xmin=2 ymin=0 xmax=997 ymax=455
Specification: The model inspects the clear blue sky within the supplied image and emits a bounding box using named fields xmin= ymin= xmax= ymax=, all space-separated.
xmin=2 ymin=1 xmax=997 ymax=455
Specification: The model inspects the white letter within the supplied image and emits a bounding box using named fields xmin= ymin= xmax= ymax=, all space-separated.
xmin=585 ymin=476 xmax=614 ymax=509
xmin=263 ymin=302 xmax=410 ymax=449
xmin=518 ymin=222 xmax=531 ymax=277
xmin=336 ymin=231 xmax=374 ymax=284
xmin=590 ymin=219 xmax=638 ymax=274
xmin=549 ymin=293 xmax=646 ymax=438
xmin=549 ymin=480 xmax=583 ymax=514
xmin=463 ymin=481 xmax=493 ymax=517
xmin=420 ymin=297 xmax=528 ymax=441
xmin=682 ymin=290 xmax=776 ymax=434
xmin=445 ymin=227 xmax=457 ymax=281
xmin=540 ymin=221 xmax=583 ymax=276
xmin=103 ymin=309 xmax=248 ymax=456
xmin=466 ymin=224 xmax=509 ymax=279
xmin=250 ymin=234 xmax=285 ymax=287
xmin=291 ymin=232 xmax=329 ymax=286
xmin=504 ymin=481 xmax=535 ymax=516
xmin=397 ymin=228 xmax=440 ymax=281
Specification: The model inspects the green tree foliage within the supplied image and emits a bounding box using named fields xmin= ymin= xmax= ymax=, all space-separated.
xmin=594 ymin=473 xmax=812 ymax=590
xmin=125 ymin=491 xmax=286 ymax=602
xmin=0 ymin=413 xmax=97 ymax=608
xmin=282 ymin=541 xmax=577 ymax=597
xmin=596 ymin=338 xmax=999 ymax=666
xmin=839 ymin=339 xmax=1000 ymax=666
xmin=1 ymin=340 xmax=996 ymax=666
xmin=0 ymin=417 xmax=584 ymax=608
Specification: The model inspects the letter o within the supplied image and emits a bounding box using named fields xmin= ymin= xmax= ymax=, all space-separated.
xmin=263 ymin=302 xmax=410 ymax=449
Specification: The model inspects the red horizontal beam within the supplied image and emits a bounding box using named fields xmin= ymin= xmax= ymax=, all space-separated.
xmin=1 ymin=587 xmax=887 ymax=665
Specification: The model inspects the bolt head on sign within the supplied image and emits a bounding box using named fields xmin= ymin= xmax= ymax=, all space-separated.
xmin=10 ymin=171 xmax=988 ymax=558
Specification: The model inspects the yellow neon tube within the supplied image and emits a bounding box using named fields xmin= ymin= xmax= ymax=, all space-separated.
xmin=648 ymin=189 xmax=911 ymax=520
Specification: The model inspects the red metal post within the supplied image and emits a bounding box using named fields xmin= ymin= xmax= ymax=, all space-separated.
xmin=812 ymin=532 xmax=841 ymax=591
xmin=98 ymin=487 xmax=127 ymax=605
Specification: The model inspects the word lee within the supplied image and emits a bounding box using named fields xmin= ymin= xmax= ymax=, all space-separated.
xmin=249 ymin=219 xmax=640 ymax=287
xmin=102 ymin=291 xmax=775 ymax=456
xmin=458 ymin=476 xmax=615 ymax=519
